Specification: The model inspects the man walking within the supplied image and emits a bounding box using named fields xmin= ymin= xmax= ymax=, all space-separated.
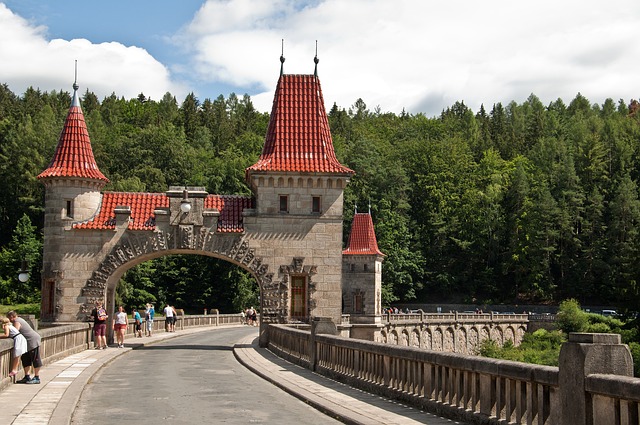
xmin=7 ymin=311 xmax=42 ymax=384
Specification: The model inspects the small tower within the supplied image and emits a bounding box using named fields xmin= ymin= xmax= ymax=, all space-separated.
xmin=342 ymin=210 xmax=384 ymax=317
xmin=37 ymin=79 xmax=108 ymax=321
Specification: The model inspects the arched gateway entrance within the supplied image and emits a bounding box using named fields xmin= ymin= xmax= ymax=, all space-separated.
xmin=37 ymin=61 xmax=383 ymax=345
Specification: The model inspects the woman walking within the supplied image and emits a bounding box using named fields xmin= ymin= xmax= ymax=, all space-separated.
xmin=114 ymin=306 xmax=128 ymax=348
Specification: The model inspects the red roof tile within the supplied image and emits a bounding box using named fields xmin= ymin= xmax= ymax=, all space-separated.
xmin=247 ymin=74 xmax=354 ymax=175
xmin=74 ymin=192 xmax=252 ymax=232
xmin=343 ymin=213 xmax=384 ymax=256
xmin=37 ymin=88 xmax=109 ymax=182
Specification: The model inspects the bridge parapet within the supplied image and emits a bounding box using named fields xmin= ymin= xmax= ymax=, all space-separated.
xmin=268 ymin=325 xmax=640 ymax=425
xmin=378 ymin=312 xmax=529 ymax=354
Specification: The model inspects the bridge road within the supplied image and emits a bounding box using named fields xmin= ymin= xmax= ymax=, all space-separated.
xmin=69 ymin=326 xmax=464 ymax=425
xmin=71 ymin=326 xmax=340 ymax=424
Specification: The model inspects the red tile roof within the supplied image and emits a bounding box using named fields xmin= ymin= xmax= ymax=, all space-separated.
xmin=73 ymin=192 xmax=252 ymax=232
xmin=247 ymin=74 xmax=354 ymax=175
xmin=37 ymin=87 xmax=109 ymax=183
xmin=343 ymin=213 xmax=384 ymax=256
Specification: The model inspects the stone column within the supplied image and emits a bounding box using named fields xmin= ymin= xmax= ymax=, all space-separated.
xmin=558 ymin=332 xmax=633 ymax=425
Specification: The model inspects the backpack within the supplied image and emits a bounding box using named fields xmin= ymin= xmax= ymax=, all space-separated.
xmin=97 ymin=308 xmax=107 ymax=321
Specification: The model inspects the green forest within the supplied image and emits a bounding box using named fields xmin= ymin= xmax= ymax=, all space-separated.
xmin=2 ymin=82 xmax=640 ymax=314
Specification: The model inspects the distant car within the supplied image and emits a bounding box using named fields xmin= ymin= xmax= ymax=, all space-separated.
xmin=601 ymin=309 xmax=618 ymax=317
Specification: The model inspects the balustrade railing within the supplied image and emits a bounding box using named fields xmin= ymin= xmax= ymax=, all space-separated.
xmin=268 ymin=324 xmax=640 ymax=425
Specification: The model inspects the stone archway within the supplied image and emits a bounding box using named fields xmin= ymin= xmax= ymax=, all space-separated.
xmin=80 ymin=231 xmax=273 ymax=318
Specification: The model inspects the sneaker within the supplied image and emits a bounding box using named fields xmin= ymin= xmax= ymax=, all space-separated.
xmin=17 ymin=375 xmax=31 ymax=384
xmin=25 ymin=377 xmax=40 ymax=384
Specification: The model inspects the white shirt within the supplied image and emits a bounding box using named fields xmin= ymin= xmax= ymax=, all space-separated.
xmin=164 ymin=306 xmax=174 ymax=317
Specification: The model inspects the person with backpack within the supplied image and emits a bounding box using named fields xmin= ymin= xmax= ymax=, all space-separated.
xmin=145 ymin=303 xmax=155 ymax=337
xmin=91 ymin=301 xmax=108 ymax=349
xmin=132 ymin=308 xmax=143 ymax=338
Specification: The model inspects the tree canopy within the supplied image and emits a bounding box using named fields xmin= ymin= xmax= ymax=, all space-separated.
xmin=2 ymin=83 xmax=640 ymax=312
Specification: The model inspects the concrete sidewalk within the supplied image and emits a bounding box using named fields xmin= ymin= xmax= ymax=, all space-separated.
xmin=0 ymin=327 xmax=461 ymax=425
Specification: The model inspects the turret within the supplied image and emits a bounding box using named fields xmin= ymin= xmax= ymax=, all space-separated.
xmin=342 ymin=210 xmax=384 ymax=316
xmin=37 ymin=79 xmax=108 ymax=320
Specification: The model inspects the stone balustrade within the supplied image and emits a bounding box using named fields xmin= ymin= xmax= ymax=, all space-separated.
xmin=268 ymin=321 xmax=640 ymax=425
xmin=380 ymin=312 xmax=529 ymax=353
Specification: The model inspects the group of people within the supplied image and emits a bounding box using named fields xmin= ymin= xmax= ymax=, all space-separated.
xmin=244 ymin=307 xmax=258 ymax=326
xmin=89 ymin=301 xmax=171 ymax=350
xmin=1 ymin=301 xmax=177 ymax=382
xmin=1 ymin=311 xmax=42 ymax=384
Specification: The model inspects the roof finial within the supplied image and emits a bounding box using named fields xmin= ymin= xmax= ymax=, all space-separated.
xmin=314 ymin=40 xmax=319 ymax=77
xmin=280 ymin=39 xmax=285 ymax=76
xmin=368 ymin=198 xmax=371 ymax=214
xmin=73 ymin=60 xmax=78 ymax=91
xmin=71 ymin=60 xmax=81 ymax=108
xmin=354 ymin=203 xmax=358 ymax=214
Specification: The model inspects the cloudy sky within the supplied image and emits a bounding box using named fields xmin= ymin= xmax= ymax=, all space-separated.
xmin=1 ymin=0 xmax=640 ymax=117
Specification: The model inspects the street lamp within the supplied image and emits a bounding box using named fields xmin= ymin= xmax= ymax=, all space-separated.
xmin=18 ymin=260 xmax=29 ymax=283
xmin=180 ymin=189 xmax=191 ymax=213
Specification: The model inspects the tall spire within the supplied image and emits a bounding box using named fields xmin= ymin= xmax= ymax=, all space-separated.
xmin=37 ymin=71 xmax=109 ymax=183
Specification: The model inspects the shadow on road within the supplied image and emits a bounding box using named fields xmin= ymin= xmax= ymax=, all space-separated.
xmin=131 ymin=344 xmax=233 ymax=351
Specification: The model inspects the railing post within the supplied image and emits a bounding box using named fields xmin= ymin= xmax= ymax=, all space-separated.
xmin=310 ymin=317 xmax=337 ymax=372
xmin=559 ymin=333 xmax=633 ymax=425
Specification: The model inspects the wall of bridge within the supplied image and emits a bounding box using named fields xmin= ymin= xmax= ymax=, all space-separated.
xmin=376 ymin=312 xmax=528 ymax=354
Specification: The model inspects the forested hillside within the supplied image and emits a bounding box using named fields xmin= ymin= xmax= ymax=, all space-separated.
xmin=1 ymin=82 xmax=640 ymax=313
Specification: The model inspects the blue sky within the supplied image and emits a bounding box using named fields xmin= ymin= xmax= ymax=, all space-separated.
xmin=2 ymin=1 xmax=640 ymax=116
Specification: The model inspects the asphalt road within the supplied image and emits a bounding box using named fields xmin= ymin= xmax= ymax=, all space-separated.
xmin=71 ymin=327 xmax=342 ymax=424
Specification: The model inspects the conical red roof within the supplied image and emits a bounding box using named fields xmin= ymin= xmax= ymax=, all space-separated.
xmin=37 ymin=85 xmax=109 ymax=183
xmin=343 ymin=212 xmax=384 ymax=256
xmin=247 ymin=74 xmax=354 ymax=175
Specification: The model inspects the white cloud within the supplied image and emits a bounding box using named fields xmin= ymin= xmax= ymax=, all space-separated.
xmin=0 ymin=3 xmax=186 ymax=102
xmin=178 ymin=0 xmax=640 ymax=116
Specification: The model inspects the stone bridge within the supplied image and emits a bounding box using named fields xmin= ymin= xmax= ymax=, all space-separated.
xmin=376 ymin=312 xmax=528 ymax=354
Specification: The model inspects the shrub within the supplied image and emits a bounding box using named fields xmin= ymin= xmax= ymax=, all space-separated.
xmin=556 ymin=298 xmax=588 ymax=334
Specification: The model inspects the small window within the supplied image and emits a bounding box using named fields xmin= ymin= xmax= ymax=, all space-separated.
xmin=279 ymin=195 xmax=288 ymax=213
xmin=312 ymin=196 xmax=321 ymax=213
xmin=65 ymin=200 xmax=74 ymax=219
xmin=364 ymin=264 xmax=368 ymax=272
xmin=350 ymin=263 xmax=355 ymax=272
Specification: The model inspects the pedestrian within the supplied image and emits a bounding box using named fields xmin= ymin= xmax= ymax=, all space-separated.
xmin=245 ymin=307 xmax=254 ymax=326
xmin=132 ymin=308 xmax=143 ymax=338
xmin=113 ymin=306 xmax=127 ymax=348
xmin=171 ymin=305 xmax=178 ymax=331
xmin=90 ymin=301 xmax=108 ymax=349
xmin=145 ymin=303 xmax=155 ymax=336
xmin=0 ymin=317 xmax=27 ymax=377
xmin=164 ymin=304 xmax=174 ymax=332
xmin=240 ymin=309 xmax=246 ymax=325
xmin=250 ymin=307 xmax=257 ymax=327
xmin=6 ymin=311 xmax=42 ymax=384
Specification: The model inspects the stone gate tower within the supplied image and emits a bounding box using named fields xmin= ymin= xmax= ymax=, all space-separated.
xmin=37 ymin=57 xmax=384 ymax=345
